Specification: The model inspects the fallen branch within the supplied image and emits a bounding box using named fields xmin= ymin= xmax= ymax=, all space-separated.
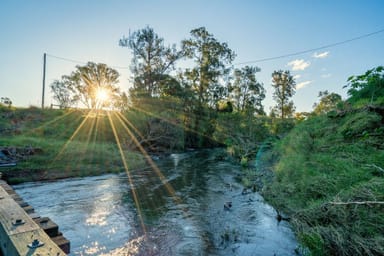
xmin=329 ymin=201 xmax=384 ymax=205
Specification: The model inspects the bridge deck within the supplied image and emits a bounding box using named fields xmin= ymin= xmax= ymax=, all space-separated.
xmin=0 ymin=185 xmax=67 ymax=256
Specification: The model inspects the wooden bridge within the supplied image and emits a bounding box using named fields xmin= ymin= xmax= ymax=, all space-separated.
xmin=0 ymin=176 xmax=70 ymax=255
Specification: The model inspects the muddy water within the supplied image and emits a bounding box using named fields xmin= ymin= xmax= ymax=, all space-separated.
xmin=14 ymin=149 xmax=298 ymax=255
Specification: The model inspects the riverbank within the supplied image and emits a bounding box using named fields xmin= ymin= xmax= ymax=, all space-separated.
xmin=0 ymin=107 xmax=147 ymax=184
xmin=1 ymin=149 xmax=146 ymax=184
xmin=259 ymin=108 xmax=384 ymax=255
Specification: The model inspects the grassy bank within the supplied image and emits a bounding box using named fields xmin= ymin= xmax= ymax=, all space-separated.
xmin=262 ymin=107 xmax=384 ymax=255
xmin=0 ymin=106 xmax=146 ymax=184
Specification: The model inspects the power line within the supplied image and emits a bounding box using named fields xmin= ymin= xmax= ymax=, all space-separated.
xmin=234 ymin=28 xmax=384 ymax=66
xmin=46 ymin=27 xmax=384 ymax=69
xmin=46 ymin=53 xmax=130 ymax=70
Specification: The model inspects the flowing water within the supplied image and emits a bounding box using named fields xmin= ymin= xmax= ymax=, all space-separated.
xmin=14 ymin=149 xmax=298 ymax=255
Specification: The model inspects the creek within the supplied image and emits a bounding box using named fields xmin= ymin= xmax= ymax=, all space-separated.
xmin=14 ymin=149 xmax=298 ymax=255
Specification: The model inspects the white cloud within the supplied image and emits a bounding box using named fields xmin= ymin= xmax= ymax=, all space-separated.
xmin=296 ymin=80 xmax=312 ymax=90
xmin=287 ymin=59 xmax=310 ymax=71
xmin=313 ymin=51 xmax=329 ymax=58
xmin=293 ymin=74 xmax=301 ymax=80
xmin=321 ymin=73 xmax=332 ymax=78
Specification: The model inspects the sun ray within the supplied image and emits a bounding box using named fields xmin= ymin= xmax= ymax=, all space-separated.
xmin=115 ymin=111 xmax=146 ymax=141
xmin=112 ymin=111 xmax=180 ymax=203
xmin=106 ymin=111 xmax=147 ymax=233
xmin=23 ymin=109 xmax=78 ymax=136
xmin=52 ymin=110 xmax=94 ymax=162
xmin=129 ymin=104 xmax=220 ymax=145
xmin=74 ymin=110 xmax=98 ymax=170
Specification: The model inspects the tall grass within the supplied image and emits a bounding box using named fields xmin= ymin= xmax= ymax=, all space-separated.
xmin=263 ymin=109 xmax=384 ymax=255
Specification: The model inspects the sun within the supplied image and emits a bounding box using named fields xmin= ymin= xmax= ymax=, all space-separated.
xmin=96 ymin=88 xmax=110 ymax=105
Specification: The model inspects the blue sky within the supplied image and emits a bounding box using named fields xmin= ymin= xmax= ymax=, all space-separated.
xmin=1 ymin=0 xmax=383 ymax=112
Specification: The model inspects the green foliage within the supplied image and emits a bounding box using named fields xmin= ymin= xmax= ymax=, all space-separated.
xmin=338 ymin=111 xmax=382 ymax=139
xmin=313 ymin=90 xmax=343 ymax=115
xmin=344 ymin=66 xmax=384 ymax=106
xmin=119 ymin=26 xmax=182 ymax=99
xmin=213 ymin=112 xmax=270 ymax=161
xmin=263 ymin=108 xmax=384 ymax=255
xmin=298 ymin=231 xmax=325 ymax=256
xmin=230 ymin=65 xmax=265 ymax=114
xmin=125 ymin=101 xmax=186 ymax=152
xmin=267 ymin=118 xmax=296 ymax=136
xmin=118 ymin=26 xmax=241 ymax=149
xmin=182 ymin=27 xmax=235 ymax=108
xmin=177 ymin=27 xmax=237 ymax=147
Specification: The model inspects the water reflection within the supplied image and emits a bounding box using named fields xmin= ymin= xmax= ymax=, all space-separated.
xmin=81 ymin=241 xmax=107 ymax=255
xmin=97 ymin=236 xmax=154 ymax=256
xmin=86 ymin=209 xmax=108 ymax=226
xmin=14 ymin=149 xmax=298 ymax=255
xmin=85 ymin=177 xmax=122 ymax=227
xmin=14 ymin=174 xmax=136 ymax=255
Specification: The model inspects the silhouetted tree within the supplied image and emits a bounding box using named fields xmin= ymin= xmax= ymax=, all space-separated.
xmin=63 ymin=62 xmax=120 ymax=109
xmin=271 ymin=70 xmax=296 ymax=119
xmin=50 ymin=80 xmax=78 ymax=108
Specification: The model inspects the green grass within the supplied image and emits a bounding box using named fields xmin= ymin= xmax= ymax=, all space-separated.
xmin=262 ymin=108 xmax=384 ymax=255
xmin=0 ymin=107 xmax=146 ymax=183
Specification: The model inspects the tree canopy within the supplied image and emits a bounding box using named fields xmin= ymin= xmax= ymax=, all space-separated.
xmin=180 ymin=27 xmax=236 ymax=146
xmin=344 ymin=66 xmax=384 ymax=106
xmin=119 ymin=26 xmax=182 ymax=101
xmin=230 ymin=65 xmax=265 ymax=115
xmin=181 ymin=27 xmax=236 ymax=108
xmin=313 ymin=90 xmax=342 ymax=115
xmin=50 ymin=62 xmax=122 ymax=110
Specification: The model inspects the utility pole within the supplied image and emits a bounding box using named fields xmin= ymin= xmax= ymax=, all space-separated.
xmin=42 ymin=53 xmax=46 ymax=109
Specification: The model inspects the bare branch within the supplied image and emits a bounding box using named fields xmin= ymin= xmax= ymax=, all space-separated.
xmin=329 ymin=201 xmax=384 ymax=205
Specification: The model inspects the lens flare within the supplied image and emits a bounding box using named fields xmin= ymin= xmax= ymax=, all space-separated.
xmin=96 ymin=88 xmax=110 ymax=103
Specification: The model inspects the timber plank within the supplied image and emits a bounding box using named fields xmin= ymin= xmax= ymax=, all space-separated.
xmin=0 ymin=186 xmax=66 ymax=255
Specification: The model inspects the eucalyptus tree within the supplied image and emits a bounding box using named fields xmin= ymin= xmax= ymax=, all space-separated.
xmin=181 ymin=27 xmax=235 ymax=146
xmin=230 ymin=65 xmax=265 ymax=115
xmin=119 ymin=26 xmax=182 ymax=103
xmin=63 ymin=62 xmax=120 ymax=109
xmin=271 ymin=70 xmax=296 ymax=119
xmin=181 ymin=27 xmax=236 ymax=108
